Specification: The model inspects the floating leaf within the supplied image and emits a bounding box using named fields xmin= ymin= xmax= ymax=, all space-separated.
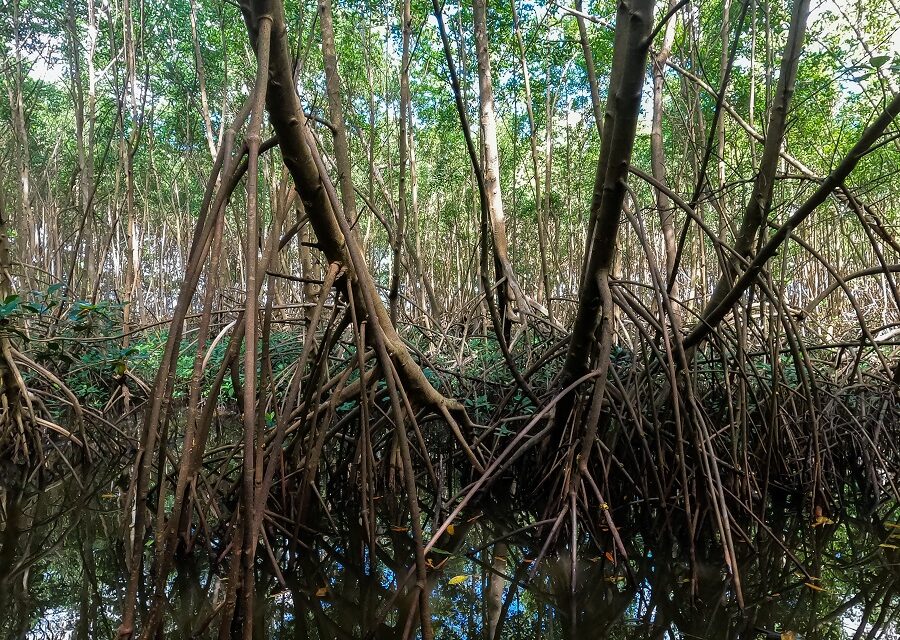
xmin=315 ymin=587 xmax=328 ymax=597
xmin=446 ymin=524 xmax=455 ymax=535
xmin=448 ymin=575 xmax=470 ymax=585
xmin=604 ymin=551 xmax=615 ymax=563
xmin=781 ymin=632 xmax=797 ymax=640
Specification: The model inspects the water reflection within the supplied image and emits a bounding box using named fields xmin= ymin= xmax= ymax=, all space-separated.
xmin=1 ymin=464 xmax=897 ymax=639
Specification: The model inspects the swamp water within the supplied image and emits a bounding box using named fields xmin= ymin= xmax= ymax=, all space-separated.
xmin=1 ymin=460 xmax=898 ymax=640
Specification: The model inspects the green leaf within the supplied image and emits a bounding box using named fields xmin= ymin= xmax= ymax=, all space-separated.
xmin=0 ymin=298 xmax=20 ymax=317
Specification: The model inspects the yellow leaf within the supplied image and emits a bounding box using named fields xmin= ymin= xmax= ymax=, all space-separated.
xmin=448 ymin=575 xmax=470 ymax=585
xmin=811 ymin=516 xmax=834 ymax=527
xmin=804 ymin=582 xmax=826 ymax=592
xmin=446 ymin=524 xmax=455 ymax=535
xmin=100 ymin=493 xmax=118 ymax=499
xmin=604 ymin=551 xmax=615 ymax=563
xmin=879 ymin=543 xmax=900 ymax=549
xmin=781 ymin=632 xmax=797 ymax=640
xmin=315 ymin=587 xmax=328 ymax=597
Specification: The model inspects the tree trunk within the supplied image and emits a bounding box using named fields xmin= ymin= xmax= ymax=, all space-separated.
xmin=511 ymin=0 xmax=552 ymax=319
xmin=650 ymin=0 xmax=680 ymax=320
xmin=390 ymin=0 xmax=411 ymax=325
xmin=700 ymin=0 xmax=811 ymax=325
xmin=557 ymin=0 xmax=656 ymax=422
xmin=473 ymin=0 xmax=526 ymax=329
xmin=244 ymin=0 xmax=463 ymax=415
xmin=485 ymin=542 xmax=507 ymax=639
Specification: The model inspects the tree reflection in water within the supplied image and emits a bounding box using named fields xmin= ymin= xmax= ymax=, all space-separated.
xmin=1 ymin=462 xmax=897 ymax=639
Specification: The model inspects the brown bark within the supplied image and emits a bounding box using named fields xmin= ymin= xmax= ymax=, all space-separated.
xmin=190 ymin=0 xmax=218 ymax=161
xmin=557 ymin=0 xmax=656 ymax=418
xmin=485 ymin=542 xmax=507 ymax=639
xmin=473 ymin=0 xmax=527 ymax=328
xmin=244 ymin=0 xmax=464 ymax=416
xmin=511 ymin=0 xmax=553 ymax=319
xmin=685 ymin=91 xmax=900 ymax=347
xmin=700 ymin=0 xmax=810 ymax=325
xmin=650 ymin=0 xmax=679 ymax=309
xmin=391 ymin=0 xmax=411 ymax=325
xmin=575 ymin=0 xmax=604 ymax=134
xmin=716 ymin=0 xmax=732 ymax=237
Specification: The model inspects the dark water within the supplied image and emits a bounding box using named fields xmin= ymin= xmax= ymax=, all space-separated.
xmin=1 ymin=462 xmax=898 ymax=639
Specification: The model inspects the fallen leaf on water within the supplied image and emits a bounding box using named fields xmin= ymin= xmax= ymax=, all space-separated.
xmin=446 ymin=524 xmax=455 ymax=535
xmin=781 ymin=632 xmax=797 ymax=640
xmin=448 ymin=575 xmax=470 ymax=585
xmin=804 ymin=582 xmax=826 ymax=592
xmin=604 ymin=551 xmax=615 ymax=563
xmin=315 ymin=587 xmax=328 ymax=597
